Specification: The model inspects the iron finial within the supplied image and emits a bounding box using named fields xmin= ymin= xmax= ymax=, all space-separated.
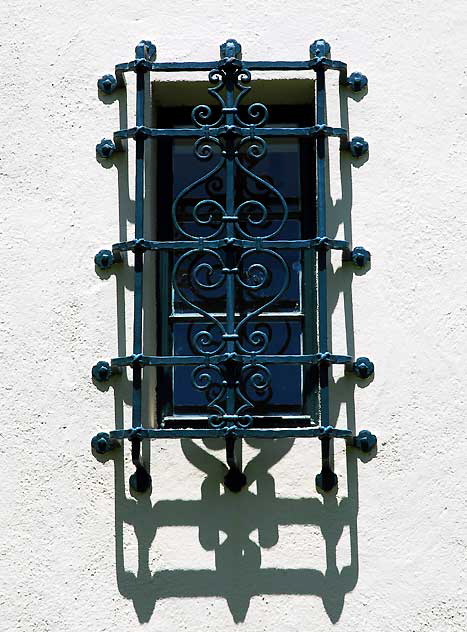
xmin=347 ymin=71 xmax=368 ymax=92
xmin=92 ymin=360 xmax=121 ymax=382
xmin=220 ymin=38 xmax=242 ymax=60
xmin=96 ymin=138 xmax=116 ymax=159
xmin=94 ymin=249 xmax=122 ymax=270
xmin=351 ymin=246 xmax=371 ymax=268
xmin=352 ymin=429 xmax=377 ymax=452
xmin=91 ymin=432 xmax=119 ymax=454
xmin=310 ymin=39 xmax=331 ymax=58
xmin=349 ymin=136 xmax=369 ymax=157
xmin=97 ymin=74 xmax=118 ymax=95
xmin=135 ymin=40 xmax=157 ymax=61
xmin=353 ymin=357 xmax=374 ymax=379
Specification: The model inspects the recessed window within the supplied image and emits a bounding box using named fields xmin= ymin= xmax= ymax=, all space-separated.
xmin=154 ymin=98 xmax=318 ymax=428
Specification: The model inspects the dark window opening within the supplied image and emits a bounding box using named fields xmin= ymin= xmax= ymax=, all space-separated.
xmin=155 ymin=103 xmax=318 ymax=428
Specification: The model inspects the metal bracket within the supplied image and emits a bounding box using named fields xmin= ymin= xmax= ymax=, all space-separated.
xmin=343 ymin=245 xmax=371 ymax=268
xmin=220 ymin=38 xmax=242 ymax=59
xmin=135 ymin=39 xmax=157 ymax=63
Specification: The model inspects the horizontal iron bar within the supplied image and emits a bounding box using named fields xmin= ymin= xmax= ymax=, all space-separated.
xmin=169 ymin=311 xmax=304 ymax=321
xmin=109 ymin=426 xmax=353 ymax=440
xmin=114 ymin=125 xmax=347 ymax=141
xmin=112 ymin=237 xmax=349 ymax=252
xmin=111 ymin=352 xmax=352 ymax=367
xmin=162 ymin=414 xmax=312 ymax=422
xmin=115 ymin=58 xmax=347 ymax=74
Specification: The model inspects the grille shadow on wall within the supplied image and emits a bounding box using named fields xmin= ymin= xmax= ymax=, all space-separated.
xmin=91 ymin=39 xmax=376 ymax=622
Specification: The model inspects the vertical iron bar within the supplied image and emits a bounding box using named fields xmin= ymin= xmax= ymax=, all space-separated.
xmin=224 ymin=70 xmax=236 ymax=417
xmin=155 ymin=123 xmax=173 ymax=426
xmin=316 ymin=433 xmax=337 ymax=492
xmin=316 ymin=64 xmax=329 ymax=426
xmin=300 ymin=103 xmax=318 ymax=421
xmin=130 ymin=66 xmax=148 ymax=491
xmin=315 ymin=60 xmax=337 ymax=491
xmin=223 ymin=62 xmax=245 ymax=488
xmin=133 ymin=69 xmax=145 ymax=428
xmin=224 ymin=435 xmax=246 ymax=492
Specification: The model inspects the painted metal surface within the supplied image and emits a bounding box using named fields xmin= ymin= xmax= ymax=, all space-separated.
xmin=92 ymin=38 xmax=375 ymax=493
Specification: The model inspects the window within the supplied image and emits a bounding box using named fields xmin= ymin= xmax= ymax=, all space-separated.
xmin=155 ymin=103 xmax=318 ymax=429
xmin=93 ymin=39 xmax=376 ymax=494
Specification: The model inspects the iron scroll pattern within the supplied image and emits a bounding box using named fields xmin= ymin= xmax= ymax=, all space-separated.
xmin=92 ymin=38 xmax=377 ymax=493
xmin=172 ymin=60 xmax=293 ymax=429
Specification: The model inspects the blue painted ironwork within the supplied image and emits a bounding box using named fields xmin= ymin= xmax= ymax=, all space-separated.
xmin=350 ymin=246 xmax=371 ymax=268
xmin=352 ymin=357 xmax=375 ymax=379
xmin=97 ymin=74 xmax=118 ymax=95
xmin=352 ymin=429 xmax=377 ymax=452
xmin=347 ymin=71 xmax=368 ymax=92
xmin=95 ymin=138 xmax=117 ymax=159
xmin=91 ymin=360 xmax=114 ymax=382
xmin=91 ymin=431 xmax=119 ymax=454
xmin=349 ymin=136 xmax=369 ymax=158
xmin=94 ymin=249 xmax=122 ymax=270
xmin=92 ymin=39 xmax=376 ymax=494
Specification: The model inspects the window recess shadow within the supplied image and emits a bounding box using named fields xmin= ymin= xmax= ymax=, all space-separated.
xmin=92 ymin=77 xmax=376 ymax=624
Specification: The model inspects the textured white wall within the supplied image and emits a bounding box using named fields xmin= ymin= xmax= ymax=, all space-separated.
xmin=2 ymin=1 xmax=467 ymax=630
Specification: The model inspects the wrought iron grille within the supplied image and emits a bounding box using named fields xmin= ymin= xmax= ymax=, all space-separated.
xmin=92 ymin=38 xmax=376 ymax=494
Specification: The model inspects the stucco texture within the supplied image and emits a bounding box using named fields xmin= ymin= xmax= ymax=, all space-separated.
xmin=1 ymin=1 xmax=467 ymax=630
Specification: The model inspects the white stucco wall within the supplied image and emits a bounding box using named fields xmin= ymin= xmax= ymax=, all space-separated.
xmin=2 ymin=1 xmax=467 ymax=630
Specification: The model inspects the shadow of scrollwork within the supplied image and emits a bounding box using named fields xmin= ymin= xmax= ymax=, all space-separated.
xmin=108 ymin=437 xmax=363 ymax=623
xmin=93 ymin=66 xmax=374 ymax=623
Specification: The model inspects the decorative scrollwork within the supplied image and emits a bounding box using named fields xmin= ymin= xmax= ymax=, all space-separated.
xmin=172 ymin=59 xmax=294 ymax=425
xmin=207 ymin=69 xmax=227 ymax=109
xmin=172 ymin=156 xmax=226 ymax=239
xmin=238 ymin=135 xmax=267 ymax=160
xmin=236 ymin=102 xmax=269 ymax=127
xmin=235 ymin=199 xmax=268 ymax=230
xmin=193 ymin=135 xmax=223 ymax=161
xmin=235 ymin=363 xmax=272 ymax=422
xmin=173 ymin=249 xmax=226 ymax=355
xmin=191 ymin=252 xmax=225 ymax=290
xmin=191 ymin=104 xmax=222 ymax=129
xmin=235 ymin=249 xmax=290 ymax=354
xmin=190 ymin=69 xmax=227 ymax=128
xmin=236 ymin=259 xmax=269 ymax=290
xmin=191 ymin=364 xmax=227 ymax=426
xmin=234 ymin=156 xmax=288 ymax=239
xmin=192 ymin=199 xmax=225 ymax=229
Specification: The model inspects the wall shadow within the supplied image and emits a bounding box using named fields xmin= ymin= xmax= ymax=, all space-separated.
xmin=93 ymin=74 xmax=375 ymax=624
xmin=110 ymin=437 xmax=363 ymax=624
